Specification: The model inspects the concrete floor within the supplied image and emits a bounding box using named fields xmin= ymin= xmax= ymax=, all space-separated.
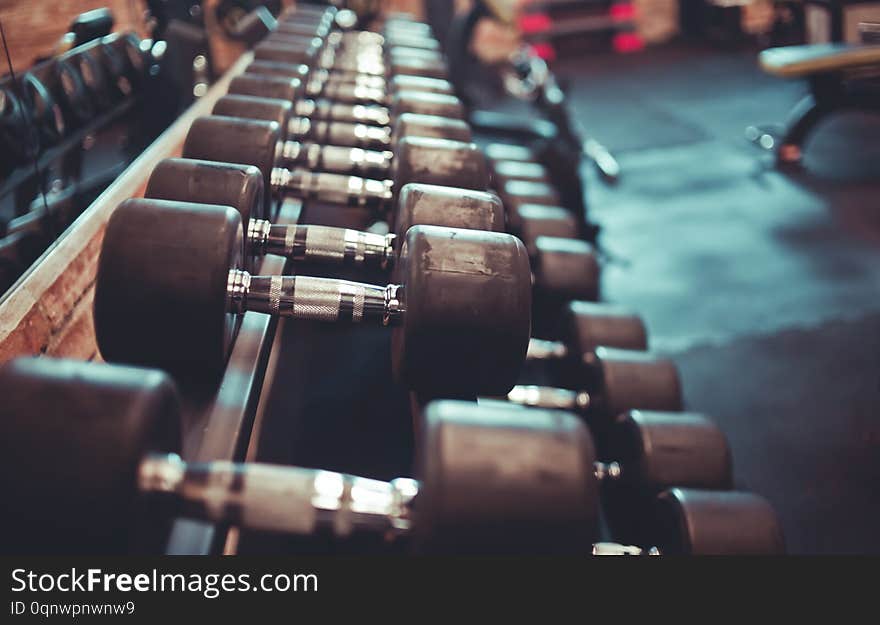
xmin=559 ymin=44 xmax=880 ymax=553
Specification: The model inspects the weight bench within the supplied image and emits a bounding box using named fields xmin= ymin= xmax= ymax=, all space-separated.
xmin=752 ymin=43 xmax=880 ymax=164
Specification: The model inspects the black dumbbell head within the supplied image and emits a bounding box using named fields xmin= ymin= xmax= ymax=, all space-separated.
xmin=392 ymin=90 xmax=463 ymax=120
xmin=515 ymin=205 xmax=580 ymax=248
xmin=392 ymin=112 xmax=472 ymax=145
xmin=415 ymin=400 xmax=599 ymax=553
xmin=391 ymin=226 xmax=531 ymax=396
xmin=654 ymin=488 xmax=785 ymax=555
xmin=531 ymin=236 xmax=600 ymax=302
xmin=394 ymin=183 xmax=505 ymax=241
xmin=609 ymin=411 xmax=733 ymax=492
xmin=145 ymin=158 xmax=265 ymax=269
xmin=0 ymin=357 xmax=181 ymax=553
xmin=559 ymin=300 xmax=648 ymax=355
xmin=94 ymin=199 xmax=243 ymax=377
xmin=585 ymin=347 xmax=684 ymax=421
xmin=393 ymin=136 xmax=488 ymax=194
xmin=182 ymin=115 xmax=282 ymax=216
xmin=146 ymin=157 xmax=266 ymax=225
xmin=213 ymin=94 xmax=292 ymax=131
xmin=228 ymin=73 xmax=302 ymax=103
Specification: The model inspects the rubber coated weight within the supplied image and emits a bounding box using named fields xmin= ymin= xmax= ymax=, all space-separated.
xmin=393 ymin=136 xmax=488 ymax=195
xmin=392 ymin=113 xmax=471 ymax=146
xmin=213 ymin=94 xmax=293 ymax=131
xmin=229 ymin=73 xmax=302 ymax=102
xmin=515 ymin=205 xmax=581 ymax=250
xmin=586 ymin=347 xmax=684 ymax=421
xmin=391 ymin=226 xmax=531 ymax=396
xmin=558 ymin=300 xmax=648 ymax=355
xmin=182 ymin=116 xmax=282 ymax=216
xmin=146 ymin=158 xmax=266 ymax=225
xmin=0 ymin=357 xmax=181 ymax=554
xmin=94 ymin=199 xmax=243 ymax=377
xmin=145 ymin=158 xmax=266 ymax=269
xmin=608 ymin=411 xmax=733 ymax=491
xmin=654 ymin=488 xmax=785 ymax=554
xmin=415 ymin=400 xmax=598 ymax=553
xmin=531 ymin=236 xmax=600 ymax=302
xmin=393 ymin=183 xmax=505 ymax=241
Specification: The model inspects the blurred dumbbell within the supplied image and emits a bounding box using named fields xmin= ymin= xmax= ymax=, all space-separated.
xmin=94 ymin=199 xmax=531 ymax=396
xmin=228 ymin=71 xmax=463 ymax=127
xmin=592 ymin=489 xmax=785 ymax=555
xmin=181 ymin=115 xmax=486 ymax=220
xmin=529 ymin=300 xmax=649 ymax=358
xmin=0 ymin=359 xmax=783 ymax=555
xmin=213 ymin=93 xmax=467 ymax=153
xmin=242 ymin=58 xmax=454 ymax=108
xmin=508 ymin=347 xmax=683 ymax=427
xmin=205 ymin=96 xmax=468 ymax=180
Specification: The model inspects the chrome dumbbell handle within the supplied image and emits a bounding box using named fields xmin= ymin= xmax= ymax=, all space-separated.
xmin=278 ymin=140 xmax=393 ymax=177
xmin=271 ymin=167 xmax=393 ymax=210
xmin=227 ymin=270 xmax=403 ymax=325
xmin=248 ymin=219 xmax=395 ymax=270
xmin=139 ymin=453 xmax=416 ymax=538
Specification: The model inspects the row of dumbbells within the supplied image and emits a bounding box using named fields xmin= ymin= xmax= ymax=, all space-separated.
xmin=0 ymin=6 xmax=783 ymax=555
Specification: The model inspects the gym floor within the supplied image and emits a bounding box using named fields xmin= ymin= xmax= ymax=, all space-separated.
xmin=559 ymin=42 xmax=880 ymax=554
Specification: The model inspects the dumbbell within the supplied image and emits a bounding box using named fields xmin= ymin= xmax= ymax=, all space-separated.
xmin=255 ymin=28 xmax=446 ymax=79
xmin=227 ymin=71 xmax=464 ymax=127
xmin=205 ymin=97 xmax=469 ymax=181
xmin=94 ymin=199 xmax=531 ymax=397
xmin=242 ymin=59 xmax=455 ymax=108
xmin=592 ymin=489 xmax=785 ymax=555
xmin=529 ymin=300 xmax=649 ymax=359
xmin=145 ymin=159 xmax=599 ymax=309
xmin=212 ymin=95 xmax=464 ymax=151
xmin=507 ymin=347 xmax=683 ymax=428
xmin=264 ymin=10 xmax=438 ymax=64
xmin=246 ymin=58 xmax=454 ymax=98
xmin=212 ymin=93 xmax=466 ymax=152
xmin=181 ymin=116 xmax=486 ymax=220
xmin=0 ymin=358 xmax=784 ymax=555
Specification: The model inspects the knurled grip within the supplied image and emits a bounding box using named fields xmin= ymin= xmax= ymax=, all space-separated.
xmin=246 ymin=275 xmax=388 ymax=323
xmin=276 ymin=169 xmax=392 ymax=210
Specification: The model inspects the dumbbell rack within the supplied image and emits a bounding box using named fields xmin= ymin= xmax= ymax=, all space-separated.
xmin=0 ymin=5 xmax=782 ymax=556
